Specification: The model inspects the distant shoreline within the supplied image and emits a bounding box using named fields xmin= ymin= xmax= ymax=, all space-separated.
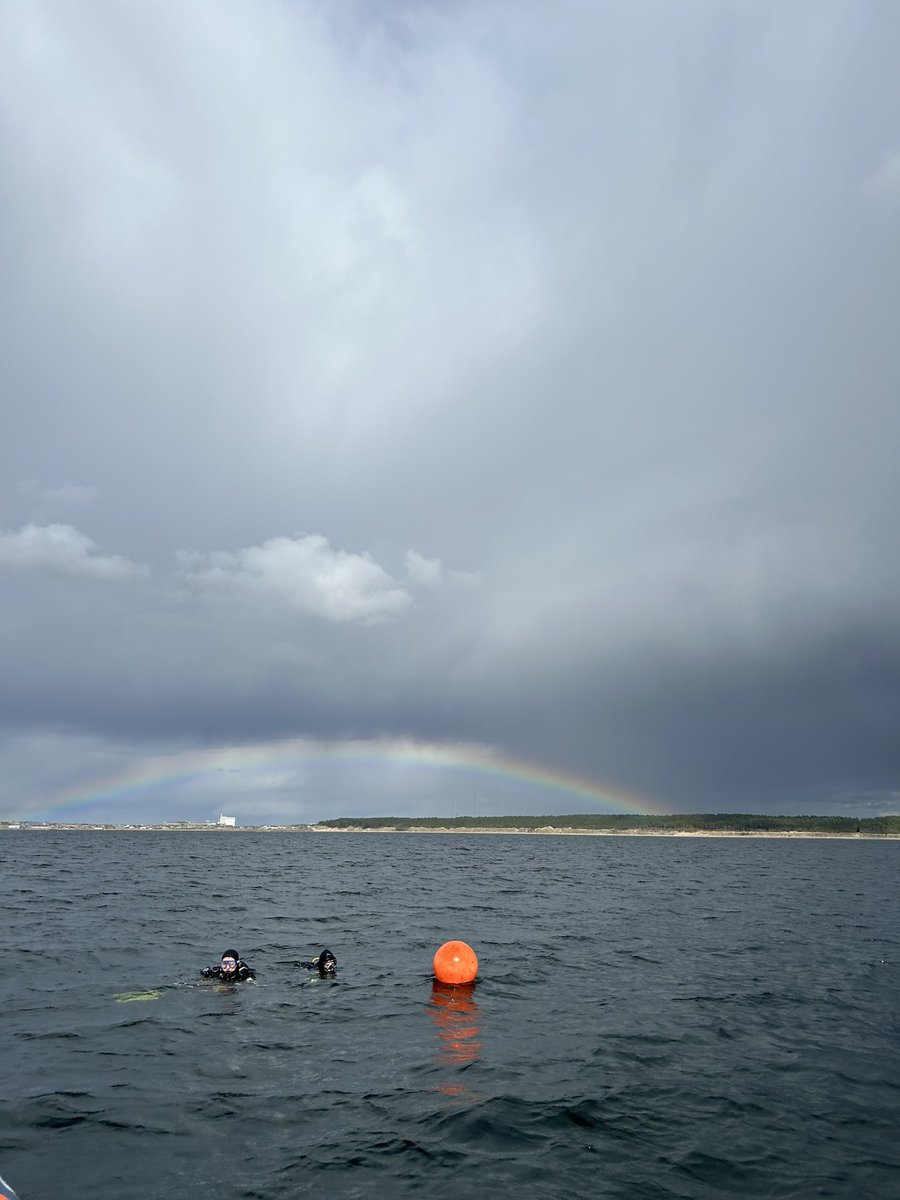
xmin=311 ymin=827 xmax=899 ymax=839
xmin=2 ymin=823 xmax=899 ymax=839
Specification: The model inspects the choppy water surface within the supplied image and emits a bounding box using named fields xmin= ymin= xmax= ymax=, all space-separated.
xmin=2 ymin=831 xmax=898 ymax=1199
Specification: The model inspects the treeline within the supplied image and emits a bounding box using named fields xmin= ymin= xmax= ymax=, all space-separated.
xmin=316 ymin=813 xmax=900 ymax=834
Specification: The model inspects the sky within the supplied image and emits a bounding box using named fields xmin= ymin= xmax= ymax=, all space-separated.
xmin=2 ymin=0 xmax=899 ymax=824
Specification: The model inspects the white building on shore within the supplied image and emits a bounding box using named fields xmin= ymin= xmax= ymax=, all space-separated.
xmin=217 ymin=814 xmax=236 ymax=827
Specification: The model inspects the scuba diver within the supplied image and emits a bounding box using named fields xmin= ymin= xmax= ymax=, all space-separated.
xmin=296 ymin=948 xmax=337 ymax=978
xmin=201 ymin=948 xmax=255 ymax=982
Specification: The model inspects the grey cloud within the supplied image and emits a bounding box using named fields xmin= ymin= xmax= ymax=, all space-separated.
xmin=176 ymin=533 xmax=413 ymax=623
xmin=1 ymin=1 xmax=899 ymax=820
xmin=404 ymin=550 xmax=442 ymax=587
xmin=0 ymin=523 xmax=146 ymax=579
xmin=15 ymin=479 xmax=101 ymax=518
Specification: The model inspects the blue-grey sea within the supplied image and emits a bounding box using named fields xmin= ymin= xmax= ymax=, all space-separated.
xmin=2 ymin=831 xmax=898 ymax=1199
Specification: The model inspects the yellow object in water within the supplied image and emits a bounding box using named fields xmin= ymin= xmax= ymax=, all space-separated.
xmin=114 ymin=990 xmax=161 ymax=1003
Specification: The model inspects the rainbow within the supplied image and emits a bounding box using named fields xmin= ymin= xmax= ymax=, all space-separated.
xmin=21 ymin=737 xmax=665 ymax=822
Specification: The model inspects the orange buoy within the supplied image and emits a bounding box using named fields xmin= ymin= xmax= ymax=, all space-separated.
xmin=433 ymin=940 xmax=478 ymax=985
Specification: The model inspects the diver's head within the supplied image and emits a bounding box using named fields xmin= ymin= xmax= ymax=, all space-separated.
xmin=220 ymin=950 xmax=240 ymax=976
xmin=318 ymin=949 xmax=337 ymax=976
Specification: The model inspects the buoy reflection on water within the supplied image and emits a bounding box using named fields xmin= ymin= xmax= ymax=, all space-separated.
xmin=429 ymin=980 xmax=482 ymax=1068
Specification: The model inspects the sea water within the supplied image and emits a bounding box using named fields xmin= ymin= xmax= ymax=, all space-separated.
xmin=1 ymin=831 xmax=898 ymax=1199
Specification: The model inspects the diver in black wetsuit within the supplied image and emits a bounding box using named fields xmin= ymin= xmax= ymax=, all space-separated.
xmin=202 ymin=948 xmax=255 ymax=981
xmin=296 ymin=948 xmax=337 ymax=977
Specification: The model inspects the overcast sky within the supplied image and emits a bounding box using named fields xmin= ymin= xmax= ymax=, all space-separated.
xmin=2 ymin=0 xmax=899 ymax=823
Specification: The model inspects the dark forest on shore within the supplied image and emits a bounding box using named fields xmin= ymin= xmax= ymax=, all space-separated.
xmin=316 ymin=813 xmax=900 ymax=835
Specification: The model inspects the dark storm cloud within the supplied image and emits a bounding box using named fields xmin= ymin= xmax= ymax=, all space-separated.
xmin=1 ymin=1 xmax=899 ymax=819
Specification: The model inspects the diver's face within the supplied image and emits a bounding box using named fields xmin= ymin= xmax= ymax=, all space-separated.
xmin=220 ymin=956 xmax=237 ymax=976
xmin=321 ymin=960 xmax=336 ymax=975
